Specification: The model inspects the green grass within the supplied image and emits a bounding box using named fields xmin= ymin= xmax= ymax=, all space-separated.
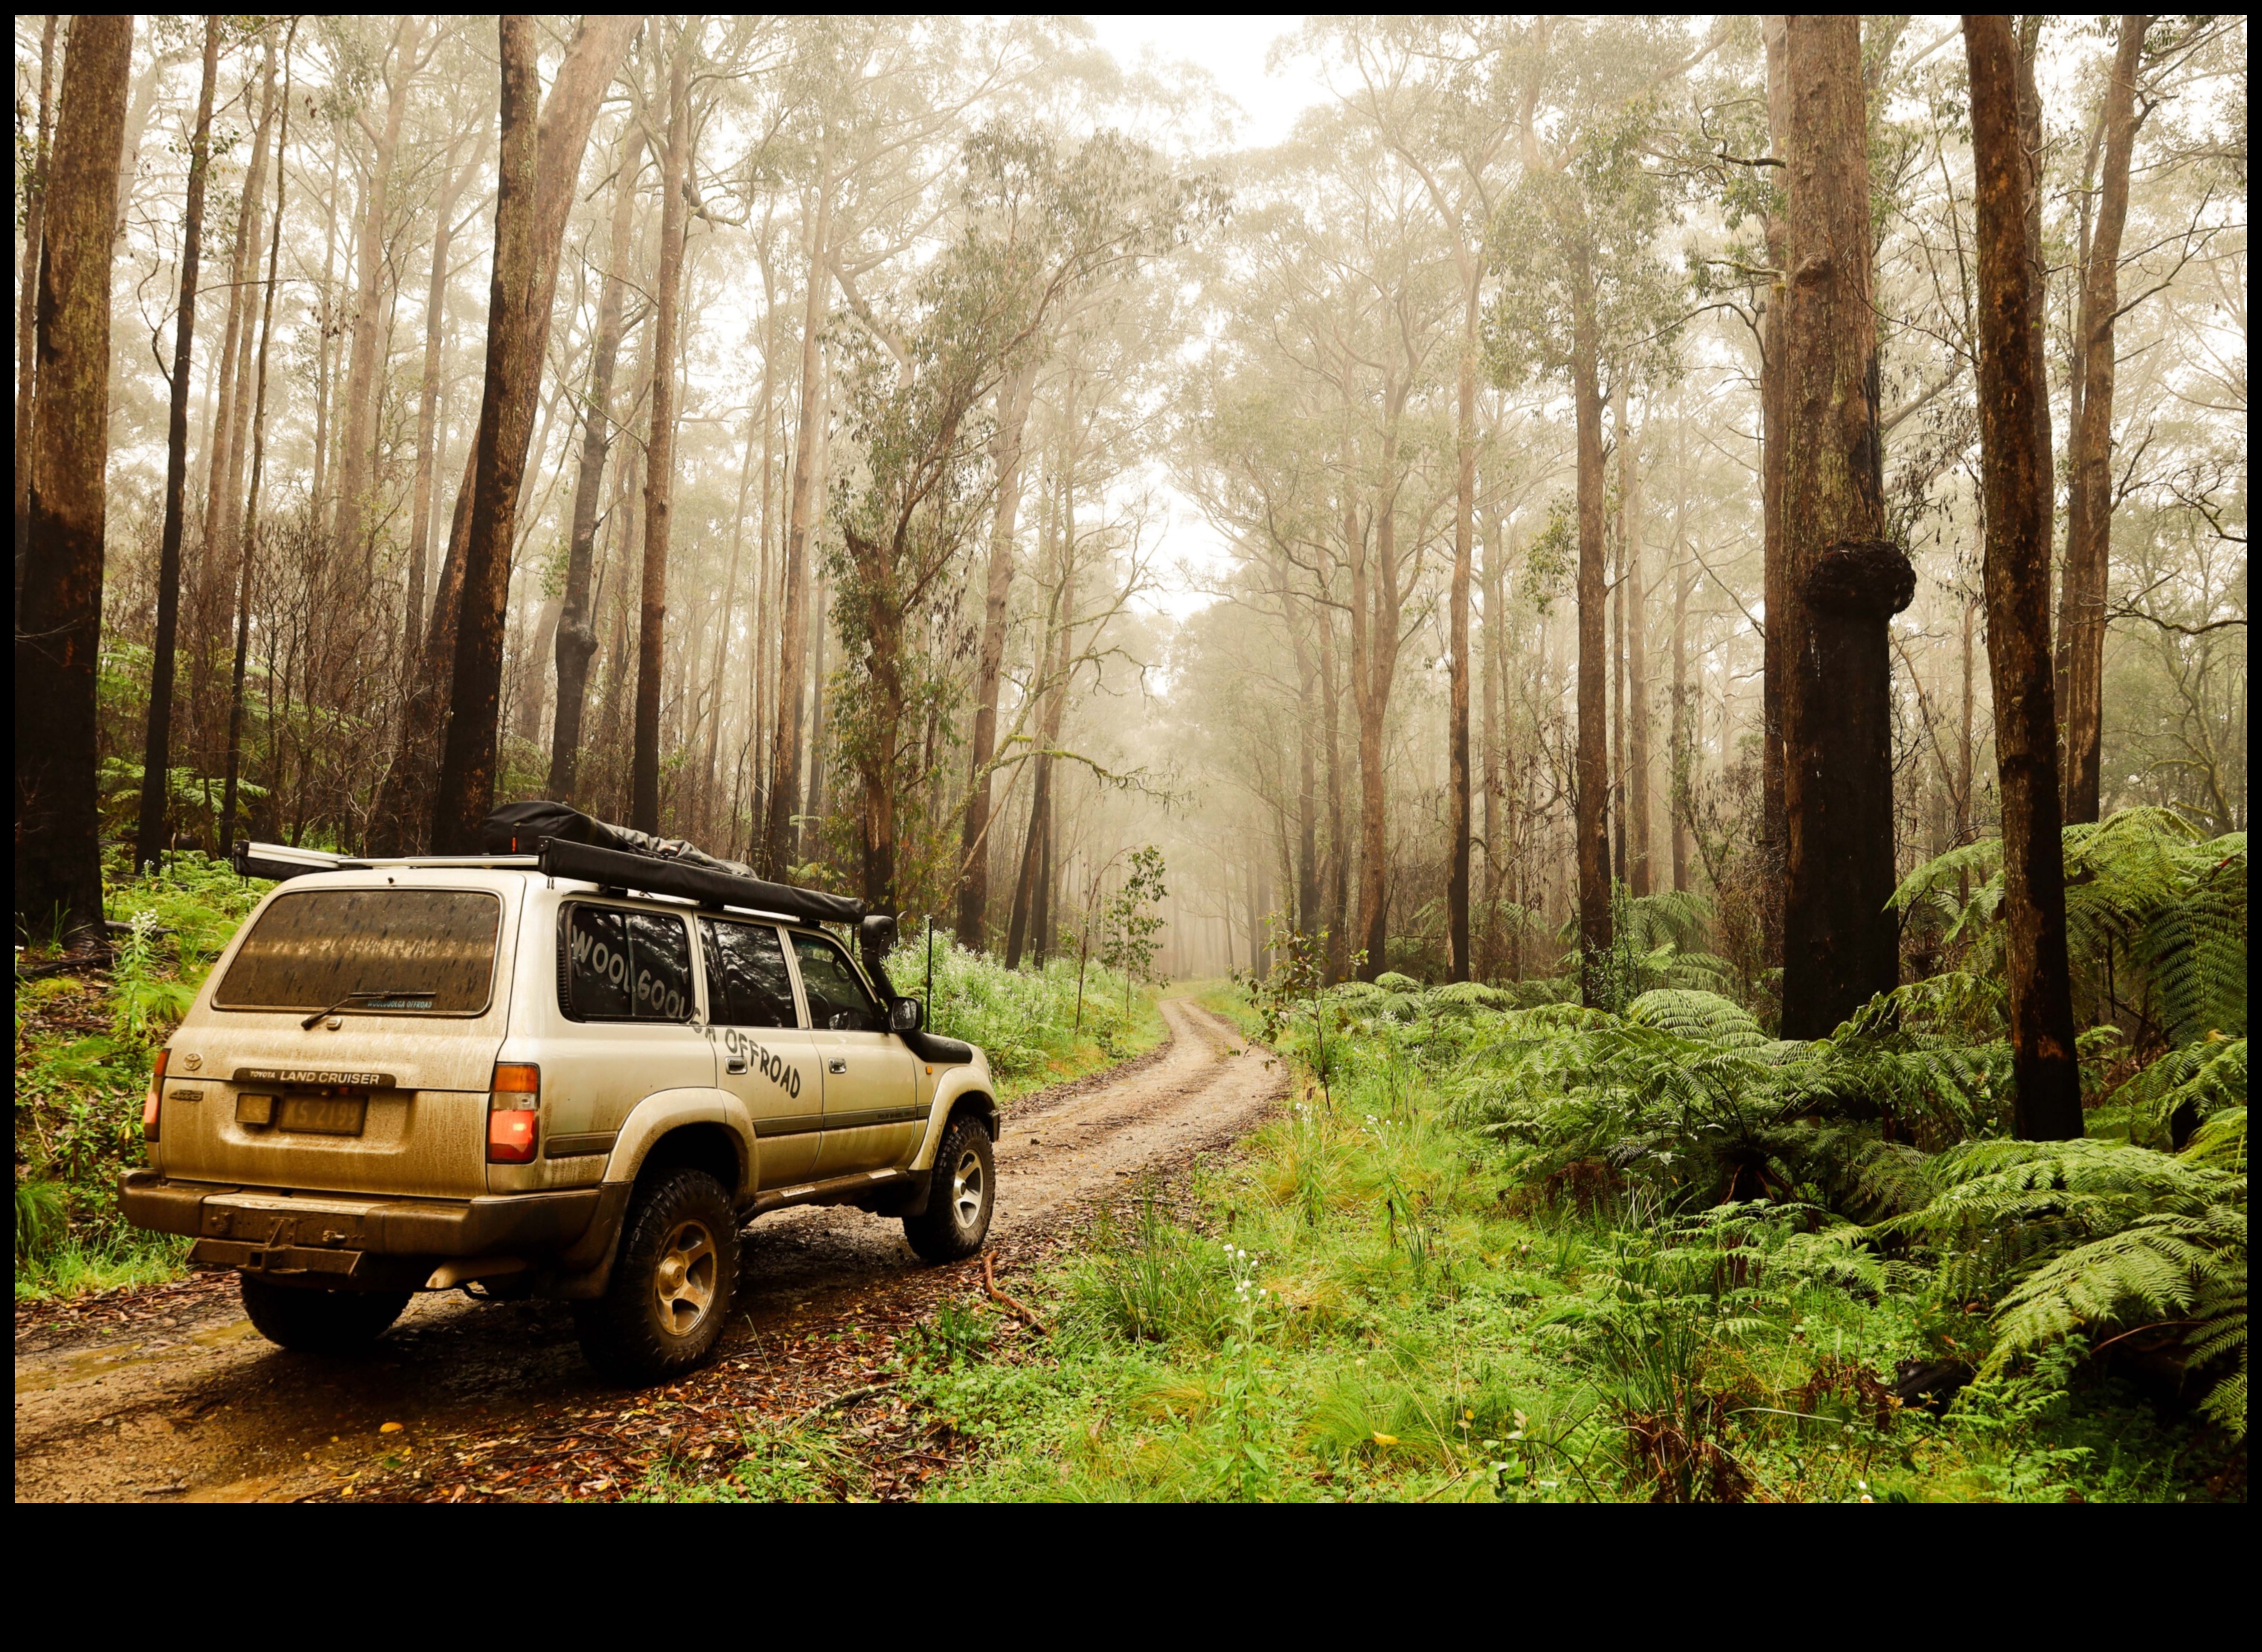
xmin=885 ymin=979 xmax=2240 ymax=1503
xmin=15 ymin=857 xmax=240 ymax=1302
xmin=890 ymin=932 xmax=1165 ymax=1104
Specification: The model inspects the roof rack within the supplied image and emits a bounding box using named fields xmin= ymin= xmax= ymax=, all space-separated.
xmin=540 ymin=838 xmax=868 ymax=929
xmin=231 ymin=841 xmax=539 ymax=882
xmin=228 ymin=836 xmax=870 ymax=935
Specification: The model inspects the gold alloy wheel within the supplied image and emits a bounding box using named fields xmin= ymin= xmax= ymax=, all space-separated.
xmin=651 ymin=1217 xmax=717 ymax=1337
xmin=951 ymin=1144 xmax=986 ymax=1230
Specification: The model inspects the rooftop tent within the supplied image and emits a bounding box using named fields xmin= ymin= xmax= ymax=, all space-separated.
xmin=482 ymin=801 xmax=868 ymax=929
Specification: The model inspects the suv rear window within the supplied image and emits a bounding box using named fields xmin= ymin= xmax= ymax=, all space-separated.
xmin=561 ymin=905 xmax=695 ymax=1022
xmin=215 ymin=889 xmax=501 ymax=1014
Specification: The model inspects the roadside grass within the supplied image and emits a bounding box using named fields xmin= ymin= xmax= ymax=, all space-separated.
xmin=15 ymin=853 xmax=253 ymax=1302
xmin=900 ymin=980 xmax=2237 ymax=1504
xmin=892 ymin=932 xmax=1164 ymax=1104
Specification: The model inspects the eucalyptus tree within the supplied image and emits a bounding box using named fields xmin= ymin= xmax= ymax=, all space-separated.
xmin=431 ymin=13 xmax=639 ymax=853
xmin=829 ymin=125 xmax=1211 ymax=906
xmin=16 ymin=11 xmax=132 ymax=947
xmin=131 ymin=15 xmax=219 ymax=874
xmin=1314 ymin=13 xmax=1525 ymax=982
xmin=1964 ymin=13 xmax=2083 ymax=1140
xmin=1484 ymin=18 xmax=1698 ymax=1008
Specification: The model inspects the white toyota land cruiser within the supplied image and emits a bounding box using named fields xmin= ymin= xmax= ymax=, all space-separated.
xmin=121 ymin=804 xmax=999 ymax=1385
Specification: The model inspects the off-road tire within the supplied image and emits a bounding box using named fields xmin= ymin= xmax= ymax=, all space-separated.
xmin=572 ymin=1167 xmax=738 ymax=1386
xmin=240 ymin=1275 xmax=411 ymax=1352
xmin=903 ymin=1115 xmax=994 ymax=1262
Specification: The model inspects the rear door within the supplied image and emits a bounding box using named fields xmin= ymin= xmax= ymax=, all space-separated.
xmin=158 ymin=883 xmax=510 ymax=1199
xmin=540 ymin=902 xmax=712 ymax=1179
xmin=789 ymin=932 xmax=919 ymax=1175
xmin=699 ymin=917 xmax=822 ymax=1187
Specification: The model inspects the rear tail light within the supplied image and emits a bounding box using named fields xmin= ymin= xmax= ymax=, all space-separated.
xmin=144 ymin=1048 xmax=170 ymax=1141
xmin=487 ymin=1063 xmax=539 ymax=1163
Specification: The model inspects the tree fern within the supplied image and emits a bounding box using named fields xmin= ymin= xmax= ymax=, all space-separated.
xmin=1891 ymin=1137 xmax=2247 ymax=1433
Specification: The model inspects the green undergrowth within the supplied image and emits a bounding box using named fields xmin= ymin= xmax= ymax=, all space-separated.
xmin=900 ymin=816 xmax=2245 ymax=1502
xmin=890 ymin=931 xmax=1164 ymax=1104
xmin=16 ymin=852 xmax=255 ymax=1302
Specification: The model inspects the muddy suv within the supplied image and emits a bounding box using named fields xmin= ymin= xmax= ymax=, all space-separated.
xmin=121 ymin=806 xmax=998 ymax=1385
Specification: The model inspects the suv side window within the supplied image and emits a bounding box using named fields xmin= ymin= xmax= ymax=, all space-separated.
xmin=698 ymin=918 xmax=798 ymax=1028
xmin=560 ymin=904 xmax=695 ymax=1022
xmin=789 ymin=934 xmax=884 ymax=1032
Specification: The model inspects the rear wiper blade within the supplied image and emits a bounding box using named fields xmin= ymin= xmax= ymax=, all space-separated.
xmin=301 ymin=989 xmax=434 ymax=1030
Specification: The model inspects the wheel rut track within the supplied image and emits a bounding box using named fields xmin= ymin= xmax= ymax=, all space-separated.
xmin=13 ymin=999 xmax=1281 ymax=1502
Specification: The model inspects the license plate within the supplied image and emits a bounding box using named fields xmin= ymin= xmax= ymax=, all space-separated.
xmin=275 ymin=1095 xmax=368 ymax=1136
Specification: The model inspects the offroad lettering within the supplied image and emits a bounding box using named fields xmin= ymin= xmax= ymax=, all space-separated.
xmin=721 ymin=1026 xmax=801 ymax=1100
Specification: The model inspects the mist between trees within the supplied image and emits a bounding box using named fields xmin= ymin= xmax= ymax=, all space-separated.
xmin=14 ymin=16 xmax=2246 ymax=1039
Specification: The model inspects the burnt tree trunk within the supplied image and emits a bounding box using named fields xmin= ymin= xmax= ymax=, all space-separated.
xmin=631 ymin=39 xmax=690 ymax=836
xmin=432 ymin=13 xmax=636 ymax=852
xmin=16 ymin=13 xmax=132 ymax=946
xmin=1964 ymin=13 xmax=2084 ymax=1141
xmin=2057 ymin=14 xmax=2149 ymax=824
xmin=1778 ymin=15 xmax=1913 ymax=1039
xmin=131 ymin=16 xmax=218 ymax=873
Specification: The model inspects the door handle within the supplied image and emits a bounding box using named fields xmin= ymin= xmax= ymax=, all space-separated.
xmin=827 ymin=1057 xmax=848 ymax=1075
xmin=727 ymin=1057 xmax=749 ymax=1075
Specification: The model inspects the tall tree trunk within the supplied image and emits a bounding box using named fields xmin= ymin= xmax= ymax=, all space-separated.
xmin=2057 ymin=14 xmax=2148 ymax=825
xmin=131 ymin=17 xmax=219 ymax=874
xmin=1671 ymin=557 xmax=1691 ymax=893
xmin=1964 ymin=13 xmax=2083 ymax=1141
xmin=331 ymin=16 xmax=426 ymax=568
xmin=1759 ymin=12 xmax=1790 ymax=973
xmin=763 ymin=156 xmax=835 ymax=875
xmin=16 ymin=12 xmax=132 ymax=947
xmin=696 ymin=405 xmax=763 ymax=842
xmin=1006 ymin=487 xmax=1073 ymax=970
xmin=13 ymin=14 xmax=60 ymax=600
xmin=1571 ymin=249 xmax=1613 ymax=1008
xmin=221 ymin=27 xmax=294 ymax=854
xmin=549 ymin=129 xmax=646 ymax=801
xmin=408 ymin=134 xmax=481 ymax=665
xmin=1289 ymin=580 xmax=1322 ymax=941
xmin=1624 ymin=409 xmax=1653 ymax=897
xmin=956 ymin=359 xmax=1036 ymax=946
xmin=202 ymin=39 xmax=275 ymax=589
xmin=632 ymin=38 xmax=691 ymax=836
xmin=1609 ymin=383 xmax=1630 ymax=888
xmin=1318 ymin=585 xmax=1349 ymax=982
xmin=1446 ymin=286 xmax=1477 ymax=980
xmin=432 ymin=14 xmax=638 ymax=852
xmin=1351 ymin=390 xmax=1409 ymax=981
xmin=1778 ymin=15 xmax=1914 ymax=1039
xmin=1480 ymin=507 xmax=1504 ymax=976
xmin=804 ymin=569 xmax=830 ymax=863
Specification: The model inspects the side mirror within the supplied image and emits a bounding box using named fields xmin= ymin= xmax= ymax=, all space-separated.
xmin=889 ymin=997 xmax=923 ymax=1036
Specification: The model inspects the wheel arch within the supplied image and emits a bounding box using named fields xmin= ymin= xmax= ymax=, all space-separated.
xmin=603 ymin=1089 xmax=757 ymax=1201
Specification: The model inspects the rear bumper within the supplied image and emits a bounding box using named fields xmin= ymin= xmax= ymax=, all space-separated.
xmin=121 ymin=1171 xmax=603 ymax=1277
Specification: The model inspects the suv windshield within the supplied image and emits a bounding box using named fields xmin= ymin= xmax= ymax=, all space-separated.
xmin=215 ymin=889 xmax=502 ymax=1015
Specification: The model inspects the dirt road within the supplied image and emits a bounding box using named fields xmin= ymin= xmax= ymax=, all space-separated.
xmin=14 ymin=998 xmax=1280 ymax=1502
